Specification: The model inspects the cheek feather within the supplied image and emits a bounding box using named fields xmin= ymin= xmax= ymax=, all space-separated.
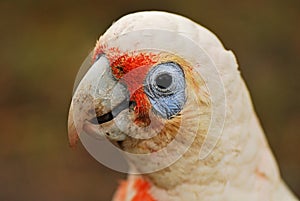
xmin=130 ymin=88 xmax=152 ymax=126
xmin=110 ymin=52 xmax=157 ymax=126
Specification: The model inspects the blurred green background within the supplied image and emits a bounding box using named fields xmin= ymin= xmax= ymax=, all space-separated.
xmin=0 ymin=0 xmax=299 ymax=200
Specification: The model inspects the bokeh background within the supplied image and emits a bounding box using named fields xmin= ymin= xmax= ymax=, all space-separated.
xmin=0 ymin=0 xmax=299 ymax=200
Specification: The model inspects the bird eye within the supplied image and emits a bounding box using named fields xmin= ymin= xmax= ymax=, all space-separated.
xmin=155 ymin=73 xmax=173 ymax=91
xmin=144 ymin=62 xmax=186 ymax=119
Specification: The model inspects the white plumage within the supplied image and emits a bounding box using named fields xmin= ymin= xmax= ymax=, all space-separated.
xmin=68 ymin=11 xmax=298 ymax=201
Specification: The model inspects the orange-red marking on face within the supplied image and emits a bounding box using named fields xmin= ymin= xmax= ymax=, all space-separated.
xmin=93 ymin=43 xmax=158 ymax=126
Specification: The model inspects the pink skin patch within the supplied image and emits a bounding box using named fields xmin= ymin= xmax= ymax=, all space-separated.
xmin=93 ymin=44 xmax=158 ymax=126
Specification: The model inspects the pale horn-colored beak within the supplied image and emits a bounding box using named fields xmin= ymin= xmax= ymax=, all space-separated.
xmin=68 ymin=103 xmax=78 ymax=147
xmin=67 ymin=55 xmax=128 ymax=147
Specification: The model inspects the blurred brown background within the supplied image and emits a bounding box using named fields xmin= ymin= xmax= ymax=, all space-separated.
xmin=0 ymin=0 xmax=299 ymax=200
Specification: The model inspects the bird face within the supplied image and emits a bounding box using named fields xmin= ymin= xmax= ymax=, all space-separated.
xmin=69 ymin=44 xmax=211 ymax=154
xmin=67 ymin=19 xmax=227 ymax=174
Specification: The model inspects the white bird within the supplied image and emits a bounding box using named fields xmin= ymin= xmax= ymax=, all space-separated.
xmin=68 ymin=11 xmax=298 ymax=201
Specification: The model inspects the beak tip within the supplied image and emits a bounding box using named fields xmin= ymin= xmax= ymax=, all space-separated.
xmin=68 ymin=104 xmax=79 ymax=148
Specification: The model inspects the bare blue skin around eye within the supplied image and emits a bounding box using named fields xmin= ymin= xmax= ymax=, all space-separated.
xmin=144 ymin=62 xmax=186 ymax=119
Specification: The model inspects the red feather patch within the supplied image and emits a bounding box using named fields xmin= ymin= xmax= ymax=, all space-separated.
xmin=132 ymin=178 xmax=156 ymax=201
xmin=93 ymin=44 xmax=158 ymax=126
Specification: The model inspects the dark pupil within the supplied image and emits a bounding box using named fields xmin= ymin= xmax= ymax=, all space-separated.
xmin=155 ymin=73 xmax=172 ymax=89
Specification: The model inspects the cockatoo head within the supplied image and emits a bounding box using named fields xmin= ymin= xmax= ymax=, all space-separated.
xmin=67 ymin=12 xmax=298 ymax=200
xmin=68 ymin=11 xmax=236 ymax=187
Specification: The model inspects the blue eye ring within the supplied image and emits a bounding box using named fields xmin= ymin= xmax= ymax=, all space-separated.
xmin=144 ymin=62 xmax=186 ymax=119
xmin=145 ymin=62 xmax=184 ymax=96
